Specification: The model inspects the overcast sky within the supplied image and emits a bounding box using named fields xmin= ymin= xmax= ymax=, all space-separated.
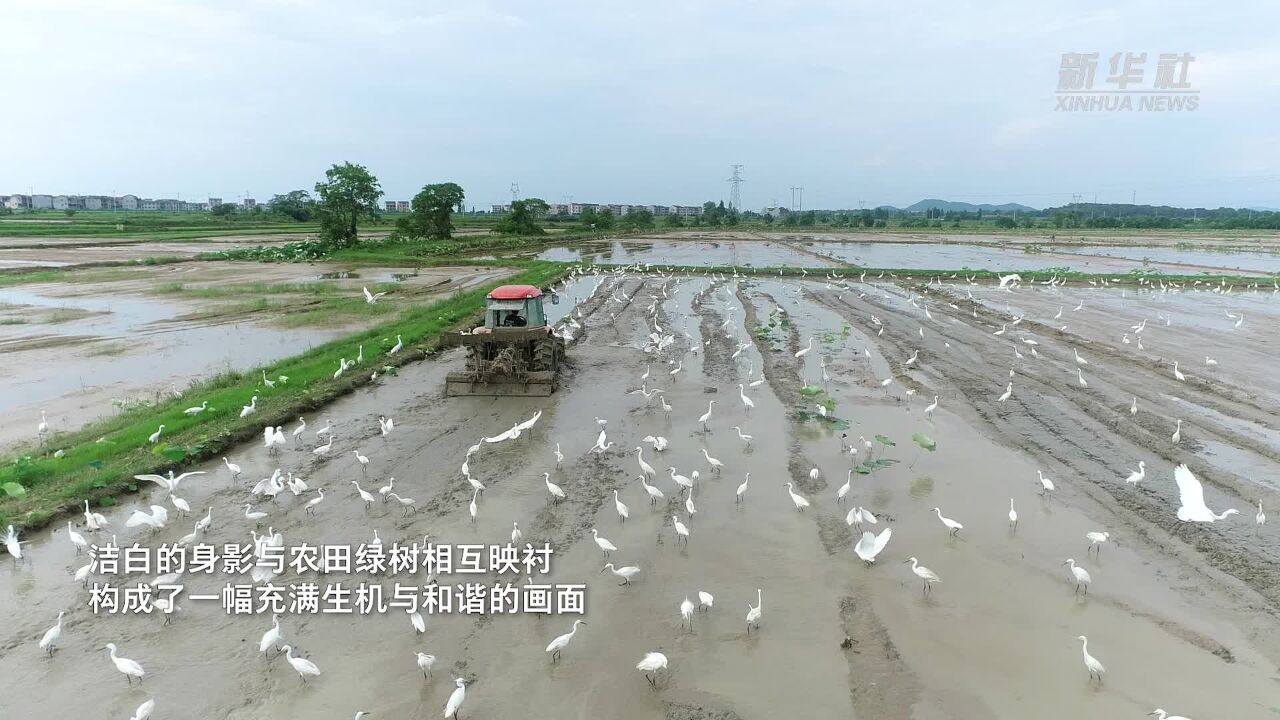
xmin=4 ymin=0 xmax=1278 ymax=210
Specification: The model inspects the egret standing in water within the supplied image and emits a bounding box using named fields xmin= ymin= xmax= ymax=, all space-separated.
xmin=636 ymin=652 xmax=668 ymax=688
xmin=746 ymin=588 xmax=763 ymax=633
xmin=1007 ymin=499 xmax=1018 ymax=531
xmin=39 ymin=611 xmax=64 ymax=656
xmin=904 ymin=557 xmax=941 ymax=595
xmin=444 ymin=678 xmax=466 ymax=717
xmin=1076 ymin=635 xmax=1105 ymax=682
xmin=104 ymin=643 xmax=146 ymax=684
xmin=281 ymin=645 xmax=321 ymax=683
xmin=784 ymin=482 xmax=810 ymax=511
xmin=1148 ymin=709 xmax=1193 ymax=720
xmin=1063 ymin=559 xmax=1092 ymax=595
xmin=932 ymin=507 xmax=963 ymax=536
xmin=545 ymin=619 xmax=586 ymax=662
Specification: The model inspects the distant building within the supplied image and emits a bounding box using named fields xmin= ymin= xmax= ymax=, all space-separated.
xmin=4 ymin=194 xmax=29 ymax=209
xmin=156 ymin=199 xmax=180 ymax=212
xmin=208 ymin=197 xmax=222 ymax=208
xmin=397 ymin=201 xmax=410 ymax=213
xmin=30 ymin=195 xmax=53 ymax=209
xmin=117 ymin=194 xmax=139 ymax=211
xmin=242 ymin=198 xmax=257 ymax=210
xmin=52 ymin=195 xmax=70 ymax=210
xmin=84 ymin=196 xmax=104 ymax=210
xmin=386 ymin=201 xmax=398 ymax=213
xmin=491 ymin=204 xmax=509 ymax=214
xmin=141 ymin=199 xmax=160 ymax=211
xmin=764 ymin=206 xmax=789 ymax=218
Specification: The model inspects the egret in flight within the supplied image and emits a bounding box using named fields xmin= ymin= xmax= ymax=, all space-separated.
xmin=1173 ymin=464 xmax=1238 ymax=522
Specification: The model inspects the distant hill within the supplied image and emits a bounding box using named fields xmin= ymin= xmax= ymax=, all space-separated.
xmin=902 ymin=198 xmax=1038 ymax=213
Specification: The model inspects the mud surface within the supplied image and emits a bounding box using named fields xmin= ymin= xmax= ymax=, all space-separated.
xmin=0 ymin=263 xmax=507 ymax=450
xmin=1 ymin=271 xmax=1277 ymax=720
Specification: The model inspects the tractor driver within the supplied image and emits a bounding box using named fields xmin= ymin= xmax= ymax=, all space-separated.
xmin=501 ymin=310 xmax=527 ymax=327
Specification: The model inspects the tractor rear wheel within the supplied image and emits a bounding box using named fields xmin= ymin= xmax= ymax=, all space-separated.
xmin=533 ymin=337 xmax=561 ymax=371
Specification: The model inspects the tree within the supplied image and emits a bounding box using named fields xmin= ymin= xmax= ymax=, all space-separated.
xmin=314 ymin=162 xmax=382 ymax=247
xmin=494 ymin=198 xmax=549 ymax=235
xmin=211 ymin=203 xmax=238 ymax=217
xmin=269 ymin=190 xmax=316 ymax=222
xmin=621 ymin=208 xmax=655 ymax=230
xmin=665 ymin=212 xmax=685 ymax=228
xmin=396 ymin=182 xmax=465 ymax=240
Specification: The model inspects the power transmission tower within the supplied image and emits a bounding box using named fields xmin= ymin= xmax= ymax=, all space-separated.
xmin=726 ymin=164 xmax=744 ymax=211
xmin=510 ymin=183 xmax=520 ymax=204
xmin=798 ymin=187 xmax=804 ymax=212
xmin=790 ymin=187 xmax=798 ymax=211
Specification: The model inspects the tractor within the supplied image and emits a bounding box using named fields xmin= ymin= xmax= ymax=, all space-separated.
xmin=440 ymin=284 xmax=566 ymax=396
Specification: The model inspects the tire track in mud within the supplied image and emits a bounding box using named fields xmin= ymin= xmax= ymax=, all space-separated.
xmin=812 ymin=285 xmax=1280 ymax=612
xmin=737 ymin=281 xmax=919 ymax=720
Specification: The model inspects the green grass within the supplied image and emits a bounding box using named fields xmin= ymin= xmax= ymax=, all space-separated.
xmin=0 ymin=318 xmax=27 ymax=325
xmin=0 ymin=261 xmax=569 ymax=531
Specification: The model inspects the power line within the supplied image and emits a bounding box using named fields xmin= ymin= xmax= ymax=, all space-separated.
xmin=726 ymin=164 xmax=744 ymax=211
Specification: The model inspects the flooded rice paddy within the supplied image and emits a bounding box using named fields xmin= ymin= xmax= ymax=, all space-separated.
xmin=2 ymin=262 xmax=1277 ymax=720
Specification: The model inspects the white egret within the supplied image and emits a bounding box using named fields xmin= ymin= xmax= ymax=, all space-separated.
xmin=1173 ymin=361 xmax=1185 ymax=381
xmin=997 ymin=382 xmax=1013 ymax=402
xmin=543 ymin=472 xmax=566 ymax=503
xmin=129 ymin=698 xmax=155 ymax=720
xmin=388 ymin=334 xmax=403 ymax=355
xmin=613 ymin=490 xmax=629 ymax=522
xmin=1124 ymin=461 xmax=1146 ymax=485
xmin=1172 ymin=419 xmax=1182 ymax=443
xmin=672 ymin=515 xmax=691 ymax=544
xmin=353 ymin=449 xmax=370 ymax=474
xmin=1076 ymin=635 xmax=1105 ymax=682
xmin=835 ymin=470 xmax=852 ymax=504
xmin=923 ymin=395 xmax=938 ymax=419
xmin=636 ymin=652 xmax=668 ymax=687
xmin=591 ymin=528 xmax=617 ymax=557
xmin=1008 ymin=499 xmax=1018 ymax=531
xmin=243 ymin=503 xmax=268 ymax=524
xmin=259 ymin=614 xmax=283 ymax=657
xmin=635 ymin=447 xmax=656 ymax=479
xmin=183 ymin=400 xmax=208 ymax=416
xmin=1063 ymin=558 xmax=1092 ymax=594
xmin=1086 ymin=531 xmax=1110 ymax=555
xmin=854 ymin=527 xmax=892 ymax=564
xmin=545 ymin=619 xmax=586 ymax=662
xmin=1173 ymin=464 xmax=1238 ymax=522
xmin=698 ymin=591 xmax=714 ymax=611
xmin=389 ymin=492 xmax=418 ymax=516
xmin=39 ymin=611 xmax=64 ymax=656
xmin=281 ymin=645 xmax=321 ymax=682
xmin=147 ymin=424 xmax=165 ymax=443
xmin=351 ymin=481 xmax=376 ymax=509
xmin=737 ymin=384 xmax=755 ymax=412
xmin=1148 ymin=710 xmax=1192 ymax=720
xmin=904 ymin=557 xmax=941 ymax=595
xmin=601 ymin=562 xmax=641 ymax=585
xmin=104 ymin=643 xmax=145 ymax=684
xmin=363 ymin=286 xmax=387 ymax=304
xmin=932 ymin=507 xmax=963 ymax=536
xmin=511 ymin=521 xmax=522 ymax=544
xmin=239 ymin=396 xmax=258 ymax=418
xmin=169 ymin=494 xmax=191 ymax=518
xmin=1257 ymin=502 xmax=1265 ymax=527
xmin=415 ymin=651 xmax=436 ymax=678
xmin=379 ymin=415 xmax=395 ymax=436
xmin=701 ymin=448 xmax=724 ymax=474
xmin=304 ymin=488 xmax=326 ymax=515
xmin=378 ymin=477 xmax=396 ymax=502
xmin=66 ymin=522 xmax=87 ymax=553
xmin=732 ymin=426 xmax=752 ymax=447
xmin=82 ymin=500 xmax=109 ymax=532
xmin=680 ymin=595 xmax=696 ymax=631
xmin=554 ymin=442 xmax=564 ymax=466
xmin=444 ymin=677 xmax=466 ymax=717
xmin=784 ymin=482 xmax=810 ymax=511
xmin=410 ymin=610 xmax=426 ymax=634
xmin=746 ymin=588 xmax=763 ymax=633
xmin=125 ymin=505 xmax=169 ymax=532
xmin=735 ymin=473 xmax=750 ymax=504
xmin=698 ymin=400 xmax=716 ymax=431
xmin=795 ymin=337 xmax=814 ymax=359
xmin=639 ymin=475 xmax=665 ymax=505
xmin=223 ymin=457 xmax=242 ymax=482
xmin=467 ymin=489 xmax=479 ymax=523
xmin=1077 ymin=368 xmax=1088 ymax=387
xmin=313 ymin=434 xmax=334 ymax=455
xmin=1036 ymin=470 xmax=1056 ymax=496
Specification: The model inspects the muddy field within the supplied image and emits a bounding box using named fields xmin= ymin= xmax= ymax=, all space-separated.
xmin=0 ymin=263 xmax=508 ymax=451
xmin=1 ymin=269 xmax=1276 ymax=719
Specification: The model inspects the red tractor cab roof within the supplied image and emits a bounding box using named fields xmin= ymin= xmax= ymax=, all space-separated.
xmin=488 ymin=285 xmax=543 ymax=300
